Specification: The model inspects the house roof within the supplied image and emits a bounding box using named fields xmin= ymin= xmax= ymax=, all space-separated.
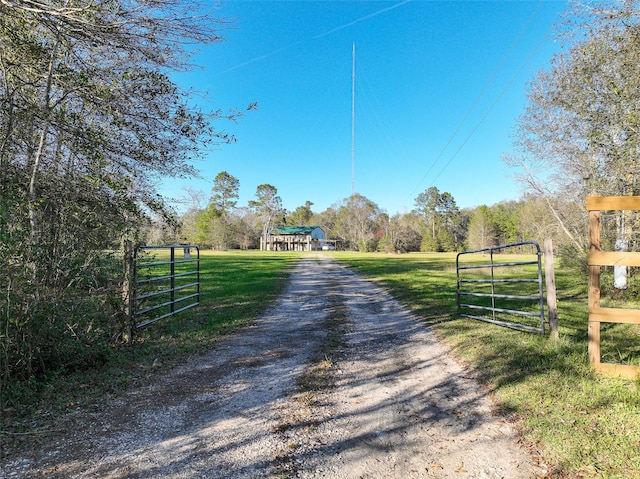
xmin=272 ymin=226 xmax=322 ymax=235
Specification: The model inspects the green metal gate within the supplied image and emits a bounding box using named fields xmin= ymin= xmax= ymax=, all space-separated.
xmin=133 ymin=245 xmax=200 ymax=328
xmin=456 ymin=241 xmax=546 ymax=333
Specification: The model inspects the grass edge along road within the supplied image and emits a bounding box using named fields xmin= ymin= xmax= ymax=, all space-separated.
xmin=333 ymin=251 xmax=640 ymax=479
xmin=2 ymin=250 xmax=300 ymax=455
xmin=3 ymin=250 xmax=640 ymax=478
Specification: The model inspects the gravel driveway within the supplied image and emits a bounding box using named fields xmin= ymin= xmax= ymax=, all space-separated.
xmin=2 ymin=255 xmax=544 ymax=478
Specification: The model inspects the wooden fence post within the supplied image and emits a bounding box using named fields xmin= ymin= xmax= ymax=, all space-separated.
xmin=585 ymin=195 xmax=640 ymax=378
xmin=588 ymin=208 xmax=601 ymax=367
xmin=122 ymin=240 xmax=135 ymax=343
xmin=543 ymin=238 xmax=559 ymax=340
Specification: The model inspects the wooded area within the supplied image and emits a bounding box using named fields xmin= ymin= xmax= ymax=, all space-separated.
xmin=166 ymin=180 xmax=565 ymax=254
xmin=2 ymin=0 xmax=640 ymax=399
xmin=0 ymin=1 xmax=248 ymax=386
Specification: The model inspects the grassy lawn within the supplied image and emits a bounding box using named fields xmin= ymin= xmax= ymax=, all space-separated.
xmin=4 ymin=250 xmax=640 ymax=478
xmin=3 ymin=251 xmax=300 ymax=428
xmin=331 ymin=251 xmax=640 ymax=479
xmin=126 ymin=249 xmax=301 ymax=357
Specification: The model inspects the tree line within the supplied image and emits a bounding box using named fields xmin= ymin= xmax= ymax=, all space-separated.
xmin=1 ymin=0 xmax=639 ymax=391
xmin=0 ymin=1 xmax=251 ymax=387
xmin=152 ymin=172 xmax=562 ymax=255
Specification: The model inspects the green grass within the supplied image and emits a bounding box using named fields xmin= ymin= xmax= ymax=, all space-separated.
xmin=4 ymin=250 xmax=640 ymax=478
xmin=127 ymin=250 xmax=300 ymax=355
xmin=2 ymin=251 xmax=299 ymax=435
xmin=331 ymin=251 xmax=640 ymax=479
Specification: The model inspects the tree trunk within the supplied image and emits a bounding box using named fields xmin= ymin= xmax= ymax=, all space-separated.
xmin=28 ymin=40 xmax=59 ymax=247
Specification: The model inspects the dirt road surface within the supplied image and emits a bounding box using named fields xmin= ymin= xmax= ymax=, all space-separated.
xmin=2 ymin=256 xmax=545 ymax=478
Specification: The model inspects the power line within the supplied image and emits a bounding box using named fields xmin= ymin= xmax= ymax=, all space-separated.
xmin=219 ymin=1 xmax=411 ymax=76
xmin=403 ymin=0 xmax=545 ymax=206
xmin=429 ymin=31 xmax=549 ymax=187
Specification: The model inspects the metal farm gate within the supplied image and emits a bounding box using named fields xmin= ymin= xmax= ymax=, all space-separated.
xmin=456 ymin=241 xmax=546 ymax=333
xmin=131 ymin=244 xmax=200 ymax=329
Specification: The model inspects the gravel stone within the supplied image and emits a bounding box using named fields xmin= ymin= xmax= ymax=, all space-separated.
xmin=0 ymin=255 xmax=545 ymax=478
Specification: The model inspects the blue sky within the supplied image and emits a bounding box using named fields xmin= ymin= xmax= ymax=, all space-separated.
xmin=160 ymin=0 xmax=569 ymax=215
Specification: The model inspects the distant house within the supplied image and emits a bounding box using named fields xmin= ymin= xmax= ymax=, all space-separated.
xmin=261 ymin=226 xmax=325 ymax=251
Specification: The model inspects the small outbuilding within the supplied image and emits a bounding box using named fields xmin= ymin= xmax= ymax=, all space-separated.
xmin=261 ymin=226 xmax=325 ymax=251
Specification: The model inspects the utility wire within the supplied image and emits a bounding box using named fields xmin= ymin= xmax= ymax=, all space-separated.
xmin=403 ymin=0 xmax=545 ymax=206
xmin=219 ymin=1 xmax=411 ymax=75
xmin=429 ymin=31 xmax=550 ymax=187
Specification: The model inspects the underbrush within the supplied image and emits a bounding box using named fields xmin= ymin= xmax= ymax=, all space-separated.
xmin=1 ymin=251 xmax=299 ymax=440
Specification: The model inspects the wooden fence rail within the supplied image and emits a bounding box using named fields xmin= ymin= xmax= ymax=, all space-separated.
xmin=587 ymin=195 xmax=640 ymax=379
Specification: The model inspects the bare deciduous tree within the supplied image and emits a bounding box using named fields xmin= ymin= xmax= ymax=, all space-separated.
xmin=0 ymin=0 xmax=246 ymax=381
xmin=335 ymin=194 xmax=380 ymax=252
xmin=249 ymin=184 xmax=284 ymax=249
xmin=506 ymin=0 xmax=640 ymax=256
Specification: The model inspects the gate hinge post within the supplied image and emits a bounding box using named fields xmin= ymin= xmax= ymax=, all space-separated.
xmin=122 ymin=239 xmax=135 ymax=343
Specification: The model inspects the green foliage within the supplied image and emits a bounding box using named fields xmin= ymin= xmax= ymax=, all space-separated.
xmin=287 ymin=200 xmax=315 ymax=226
xmin=0 ymin=1 xmax=245 ymax=388
xmin=419 ymin=234 xmax=439 ymax=252
xmin=492 ymin=201 xmax=522 ymax=244
xmin=193 ymin=205 xmax=221 ymax=249
xmin=558 ymin=243 xmax=588 ymax=272
xmin=414 ymin=187 xmax=464 ymax=252
xmin=1 ymin=250 xmax=122 ymax=383
xmin=376 ymin=235 xmax=394 ymax=253
xmin=437 ymin=229 xmax=456 ymax=252
xmin=2 ymin=251 xmax=298 ymax=420
xmin=203 ymin=172 xmax=241 ymax=250
xmin=211 ymin=171 xmax=240 ymax=216
xmin=466 ymin=205 xmax=497 ymax=249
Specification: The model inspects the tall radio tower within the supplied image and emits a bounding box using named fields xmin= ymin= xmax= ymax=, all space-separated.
xmin=351 ymin=42 xmax=355 ymax=196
